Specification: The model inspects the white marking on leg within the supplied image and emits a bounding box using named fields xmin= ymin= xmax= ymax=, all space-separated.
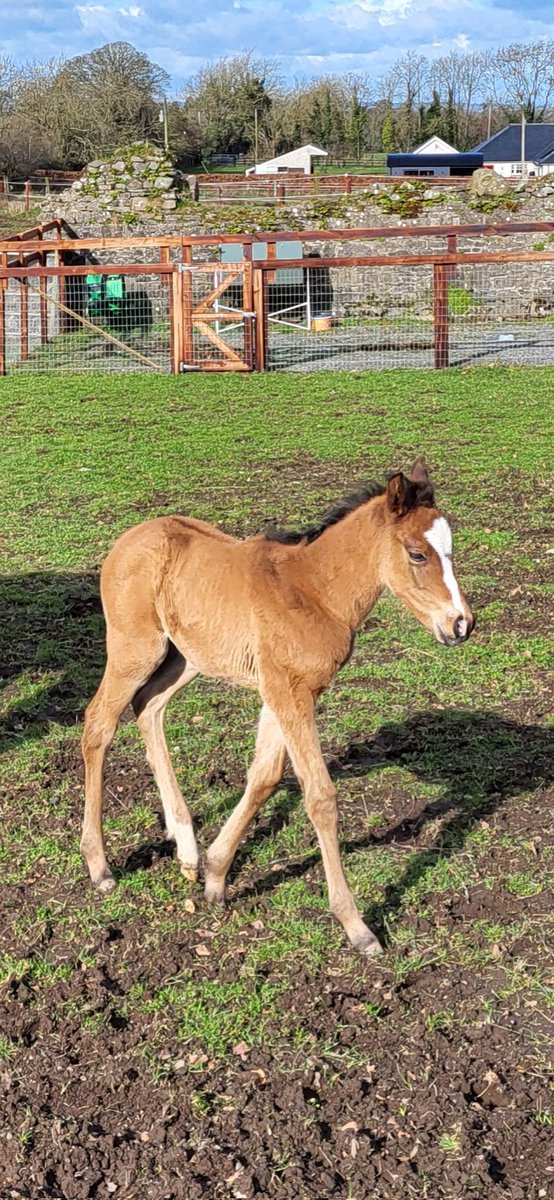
xmin=424 ymin=516 xmax=464 ymax=613
xmin=174 ymin=820 xmax=198 ymax=869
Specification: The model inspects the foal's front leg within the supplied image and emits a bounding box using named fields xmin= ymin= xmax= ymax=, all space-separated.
xmin=263 ymin=682 xmax=383 ymax=957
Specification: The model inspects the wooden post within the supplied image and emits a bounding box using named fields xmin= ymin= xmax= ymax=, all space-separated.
xmin=242 ymin=245 xmax=254 ymax=369
xmin=24 ymin=180 xmax=31 ymax=211
xmin=171 ymin=268 xmax=184 ymax=375
xmin=39 ymin=266 xmax=48 ymax=344
xmin=55 ymin=231 xmax=68 ymax=333
xmin=446 ymin=233 xmax=457 ymax=280
xmin=267 ymin=241 xmax=277 ymax=284
xmin=182 ymin=245 xmax=194 ymax=368
xmin=253 ymin=266 xmax=267 ymax=371
xmin=0 ymin=281 xmax=6 ymax=376
xmin=159 ymin=245 xmax=170 ymax=281
xmin=20 ymin=278 xmax=29 ymax=360
xmin=344 ymin=174 xmax=352 ymax=195
xmin=433 ymin=263 xmax=449 ymax=369
xmin=38 ymin=233 xmax=48 ymax=345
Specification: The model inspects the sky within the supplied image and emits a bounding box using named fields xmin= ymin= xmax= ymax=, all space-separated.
xmin=2 ymin=0 xmax=554 ymax=91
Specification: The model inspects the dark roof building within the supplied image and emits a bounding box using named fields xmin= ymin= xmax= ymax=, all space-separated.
xmin=387 ymin=152 xmax=483 ymax=177
xmin=473 ymin=124 xmax=554 ymax=177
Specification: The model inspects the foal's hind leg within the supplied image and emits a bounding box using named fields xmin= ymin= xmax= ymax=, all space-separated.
xmin=81 ymin=634 xmax=166 ymax=891
xmin=204 ymin=704 xmax=286 ymax=904
xmin=132 ymin=644 xmax=200 ymax=881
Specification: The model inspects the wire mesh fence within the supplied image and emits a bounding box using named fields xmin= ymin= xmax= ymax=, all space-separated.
xmin=264 ymin=258 xmax=554 ymax=372
xmin=2 ymin=269 xmax=172 ymax=374
xmin=1 ymin=224 xmax=554 ymax=375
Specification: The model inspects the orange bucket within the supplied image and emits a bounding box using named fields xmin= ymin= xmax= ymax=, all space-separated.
xmin=311 ymin=314 xmax=333 ymax=332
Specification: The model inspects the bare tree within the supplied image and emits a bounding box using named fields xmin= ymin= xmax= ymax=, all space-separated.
xmin=382 ymin=52 xmax=431 ymax=149
xmin=432 ymin=51 xmax=487 ymax=147
xmin=58 ymin=42 xmax=170 ymax=161
xmin=485 ymin=40 xmax=554 ymax=122
xmin=182 ymin=53 xmax=281 ymax=160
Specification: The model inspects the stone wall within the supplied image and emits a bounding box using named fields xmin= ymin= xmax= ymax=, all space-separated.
xmin=67 ymin=143 xmax=183 ymax=221
xmin=40 ymin=169 xmax=554 ymax=323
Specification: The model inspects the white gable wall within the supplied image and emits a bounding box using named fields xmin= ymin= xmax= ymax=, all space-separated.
xmin=414 ymin=136 xmax=458 ymax=155
xmin=484 ymin=159 xmax=554 ymax=177
xmin=247 ymin=145 xmax=328 ymax=175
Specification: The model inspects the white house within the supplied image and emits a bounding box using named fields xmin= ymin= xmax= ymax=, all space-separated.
xmin=246 ymin=144 xmax=328 ymax=176
xmin=473 ymin=124 xmax=554 ymax=178
xmin=413 ymin=135 xmax=459 ymax=155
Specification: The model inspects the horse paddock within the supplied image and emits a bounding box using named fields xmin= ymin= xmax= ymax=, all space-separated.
xmin=0 ymin=369 xmax=552 ymax=1199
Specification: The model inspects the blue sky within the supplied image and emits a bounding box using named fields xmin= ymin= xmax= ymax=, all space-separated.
xmin=2 ymin=0 xmax=554 ymax=91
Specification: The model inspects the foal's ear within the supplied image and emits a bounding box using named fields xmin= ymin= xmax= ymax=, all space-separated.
xmin=409 ymin=456 xmax=430 ymax=486
xmin=386 ymin=471 xmax=419 ymax=517
xmin=408 ymin=455 xmax=435 ymax=505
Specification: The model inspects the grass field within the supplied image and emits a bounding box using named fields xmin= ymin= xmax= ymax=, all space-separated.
xmin=1 ymin=368 xmax=553 ymax=1198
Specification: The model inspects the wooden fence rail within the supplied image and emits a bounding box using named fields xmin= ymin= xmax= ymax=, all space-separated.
xmin=3 ymin=220 xmax=554 ymax=259
xmin=1 ymin=227 xmax=553 ymax=375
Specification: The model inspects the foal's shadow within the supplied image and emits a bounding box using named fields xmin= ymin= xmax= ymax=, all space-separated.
xmin=230 ymin=709 xmax=554 ymax=937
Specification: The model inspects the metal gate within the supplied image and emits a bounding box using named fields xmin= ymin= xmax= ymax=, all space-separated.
xmin=178 ymin=261 xmax=254 ymax=372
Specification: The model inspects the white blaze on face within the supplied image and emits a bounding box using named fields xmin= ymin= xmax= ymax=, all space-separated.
xmin=424 ymin=516 xmax=465 ymax=622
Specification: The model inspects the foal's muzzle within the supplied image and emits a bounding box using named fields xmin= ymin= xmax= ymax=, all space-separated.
xmin=436 ymin=615 xmax=475 ymax=647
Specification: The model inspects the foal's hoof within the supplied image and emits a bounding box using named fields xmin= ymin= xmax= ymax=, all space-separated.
xmin=181 ymin=865 xmax=199 ymax=884
xmin=353 ymin=931 xmax=384 ymax=958
xmin=94 ymin=872 xmax=116 ymax=896
xmin=204 ymin=878 xmax=226 ymax=907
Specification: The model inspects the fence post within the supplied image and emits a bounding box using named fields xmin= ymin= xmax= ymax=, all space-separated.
xmin=433 ymin=263 xmax=449 ymax=369
xmin=20 ymin=278 xmax=29 ymax=360
xmin=182 ymin=245 xmax=194 ymax=368
xmin=242 ymin=244 xmax=254 ymax=370
xmin=344 ymin=174 xmax=352 ymax=195
xmin=24 ymin=180 xmax=31 ymax=211
xmin=446 ymin=233 xmax=457 ymax=280
xmin=0 ymin=280 xmax=6 ymax=376
xmin=276 ymin=182 xmax=285 ymax=205
xmin=171 ymin=267 xmax=184 ymax=375
xmin=253 ymin=265 xmax=267 ymax=371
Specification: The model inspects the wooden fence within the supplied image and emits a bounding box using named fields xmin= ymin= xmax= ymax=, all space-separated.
xmin=1 ymin=219 xmax=554 ymax=375
xmin=193 ymin=173 xmax=469 ymax=203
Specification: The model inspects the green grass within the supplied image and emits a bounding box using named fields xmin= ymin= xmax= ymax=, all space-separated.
xmin=0 ymin=203 xmax=44 ymax=237
xmin=1 ymin=366 xmax=553 ymax=1074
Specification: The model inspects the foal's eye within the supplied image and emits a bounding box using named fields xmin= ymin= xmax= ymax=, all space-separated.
xmin=408 ymin=550 xmax=427 ymax=565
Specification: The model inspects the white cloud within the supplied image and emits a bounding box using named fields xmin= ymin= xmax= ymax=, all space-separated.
xmin=5 ymin=0 xmax=554 ymax=87
xmin=354 ymin=0 xmax=415 ymax=26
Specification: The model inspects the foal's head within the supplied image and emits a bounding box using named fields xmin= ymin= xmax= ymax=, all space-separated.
xmin=382 ymin=458 xmax=474 ymax=647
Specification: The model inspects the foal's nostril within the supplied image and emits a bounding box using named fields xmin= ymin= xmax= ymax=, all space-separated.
xmin=454 ymin=617 xmax=468 ymax=641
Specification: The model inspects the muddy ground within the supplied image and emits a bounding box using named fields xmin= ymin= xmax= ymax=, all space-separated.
xmin=0 ymin=455 xmax=553 ymax=1200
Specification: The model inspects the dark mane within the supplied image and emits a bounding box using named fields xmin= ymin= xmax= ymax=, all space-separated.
xmin=265 ymin=481 xmax=386 ymax=546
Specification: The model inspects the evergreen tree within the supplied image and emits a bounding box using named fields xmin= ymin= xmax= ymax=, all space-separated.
xmin=381 ymin=105 xmax=397 ymax=152
xmin=347 ymin=86 xmax=366 ymax=159
xmin=422 ymin=89 xmax=443 ymax=138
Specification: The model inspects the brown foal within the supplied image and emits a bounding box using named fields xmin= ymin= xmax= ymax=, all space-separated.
xmin=81 ymin=458 xmax=474 ymax=956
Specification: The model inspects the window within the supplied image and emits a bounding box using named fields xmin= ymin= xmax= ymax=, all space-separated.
xmin=511 ymin=163 xmax=523 ymax=174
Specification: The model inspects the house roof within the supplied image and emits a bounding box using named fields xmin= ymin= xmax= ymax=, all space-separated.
xmin=387 ymin=153 xmax=483 ymax=168
xmin=473 ymin=124 xmax=554 ymax=163
xmin=259 ymin=144 xmax=328 ymax=166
